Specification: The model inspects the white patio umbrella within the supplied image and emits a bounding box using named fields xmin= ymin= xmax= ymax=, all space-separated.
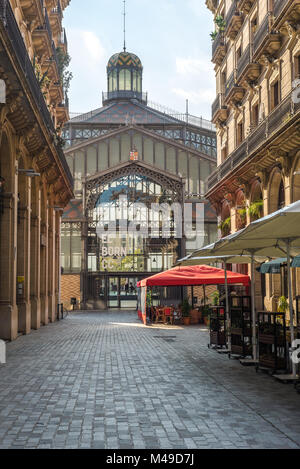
xmin=200 ymin=200 xmax=300 ymax=378
xmin=177 ymin=254 xmax=267 ymax=358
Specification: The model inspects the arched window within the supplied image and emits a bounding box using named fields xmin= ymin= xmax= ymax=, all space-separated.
xmin=112 ymin=70 xmax=117 ymax=91
xmin=137 ymin=71 xmax=142 ymax=92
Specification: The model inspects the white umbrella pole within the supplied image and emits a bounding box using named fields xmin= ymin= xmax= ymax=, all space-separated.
xmin=224 ymin=262 xmax=231 ymax=352
xmin=250 ymin=253 xmax=257 ymax=361
xmin=286 ymin=241 xmax=297 ymax=378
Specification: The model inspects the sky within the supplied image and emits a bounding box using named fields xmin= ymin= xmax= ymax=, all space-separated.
xmin=63 ymin=0 xmax=215 ymax=119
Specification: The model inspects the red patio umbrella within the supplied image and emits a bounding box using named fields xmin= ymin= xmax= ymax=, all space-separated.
xmin=137 ymin=265 xmax=250 ymax=325
xmin=138 ymin=264 xmax=250 ymax=288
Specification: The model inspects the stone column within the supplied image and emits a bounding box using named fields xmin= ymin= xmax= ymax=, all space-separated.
xmin=40 ymin=203 xmax=49 ymax=325
xmin=0 ymin=167 xmax=18 ymax=340
xmin=55 ymin=212 xmax=61 ymax=310
xmin=17 ymin=175 xmax=31 ymax=334
xmin=48 ymin=207 xmax=56 ymax=323
xmin=30 ymin=184 xmax=41 ymax=329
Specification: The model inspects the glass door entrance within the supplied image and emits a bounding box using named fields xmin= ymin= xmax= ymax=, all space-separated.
xmin=108 ymin=277 xmax=119 ymax=308
xmin=120 ymin=277 xmax=138 ymax=309
xmin=107 ymin=277 xmax=138 ymax=309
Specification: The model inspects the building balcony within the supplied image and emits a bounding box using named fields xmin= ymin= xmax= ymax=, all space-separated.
xmin=32 ymin=7 xmax=53 ymax=59
xmin=224 ymin=71 xmax=244 ymax=105
xmin=212 ymin=33 xmax=226 ymax=66
xmin=50 ymin=0 xmax=63 ymax=38
xmin=253 ymin=15 xmax=281 ymax=60
xmin=19 ymin=0 xmax=44 ymax=26
xmin=206 ymin=0 xmax=220 ymax=14
xmin=237 ymin=0 xmax=255 ymax=14
xmin=207 ymin=92 xmax=298 ymax=192
xmin=225 ymin=1 xmax=243 ymax=40
xmin=212 ymin=93 xmax=228 ymax=124
xmin=0 ymin=0 xmax=73 ymax=190
xmin=273 ymin=0 xmax=300 ymax=29
xmin=44 ymin=40 xmax=60 ymax=83
xmin=56 ymin=98 xmax=69 ymax=125
xmin=236 ymin=45 xmax=261 ymax=84
xmin=58 ymin=28 xmax=68 ymax=53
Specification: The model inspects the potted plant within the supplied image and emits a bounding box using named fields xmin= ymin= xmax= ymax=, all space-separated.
xmin=218 ymin=217 xmax=231 ymax=237
xmin=182 ymin=298 xmax=192 ymax=326
xmin=212 ymin=291 xmax=220 ymax=306
xmin=202 ymin=305 xmax=211 ymax=326
xmin=210 ymin=31 xmax=218 ymax=41
xmin=278 ymin=296 xmax=289 ymax=314
xmin=248 ymin=199 xmax=263 ymax=221
xmin=215 ymin=15 xmax=226 ymax=32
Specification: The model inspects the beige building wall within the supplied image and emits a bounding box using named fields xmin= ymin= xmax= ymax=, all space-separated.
xmin=0 ymin=0 xmax=73 ymax=340
xmin=207 ymin=0 xmax=300 ymax=313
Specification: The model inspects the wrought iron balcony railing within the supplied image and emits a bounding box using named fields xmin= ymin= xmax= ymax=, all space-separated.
xmin=43 ymin=6 xmax=52 ymax=40
xmin=212 ymin=94 xmax=222 ymax=118
xmin=273 ymin=0 xmax=289 ymax=18
xmin=0 ymin=0 xmax=73 ymax=187
xmin=237 ymin=44 xmax=250 ymax=79
xmin=212 ymin=93 xmax=227 ymax=122
xmin=212 ymin=32 xmax=225 ymax=57
xmin=225 ymin=72 xmax=236 ymax=97
xmin=253 ymin=15 xmax=270 ymax=56
xmin=225 ymin=0 xmax=239 ymax=30
xmin=207 ymin=92 xmax=298 ymax=191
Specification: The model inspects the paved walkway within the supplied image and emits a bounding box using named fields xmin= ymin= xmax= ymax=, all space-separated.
xmin=0 ymin=311 xmax=300 ymax=449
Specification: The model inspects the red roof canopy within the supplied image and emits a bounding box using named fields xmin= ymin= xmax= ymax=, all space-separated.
xmin=138 ymin=265 xmax=250 ymax=288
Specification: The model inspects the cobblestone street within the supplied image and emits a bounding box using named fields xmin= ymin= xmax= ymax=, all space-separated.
xmin=0 ymin=311 xmax=299 ymax=449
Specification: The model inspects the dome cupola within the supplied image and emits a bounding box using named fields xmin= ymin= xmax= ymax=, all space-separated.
xmin=103 ymin=51 xmax=146 ymax=105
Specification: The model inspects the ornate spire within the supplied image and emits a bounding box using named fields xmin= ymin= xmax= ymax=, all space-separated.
xmin=123 ymin=0 xmax=126 ymax=52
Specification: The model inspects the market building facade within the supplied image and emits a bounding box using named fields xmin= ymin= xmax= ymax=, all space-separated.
xmin=61 ymin=50 xmax=218 ymax=310
xmin=206 ymin=0 xmax=300 ymax=310
xmin=0 ymin=0 xmax=73 ymax=340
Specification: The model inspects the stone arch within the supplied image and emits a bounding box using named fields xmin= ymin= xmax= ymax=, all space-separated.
xmin=268 ymin=167 xmax=285 ymax=214
xmin=292 ymin=151 xmax=300 ymax=203
xmin=250 ymin=179 xmax=263 ymax=204
xmin=249 ymin=179 xmax=263 ymax=222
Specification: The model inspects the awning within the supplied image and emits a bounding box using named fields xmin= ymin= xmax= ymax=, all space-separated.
xmin=257 ymin=255 xmax=300 ymax=272
xmin=258 ymin=258 xmax=287 ymax=274
xmin=292 ymin=256 xmax=300 ymax=268
xmin=138 ymin=265 xmax=250 ymax=288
